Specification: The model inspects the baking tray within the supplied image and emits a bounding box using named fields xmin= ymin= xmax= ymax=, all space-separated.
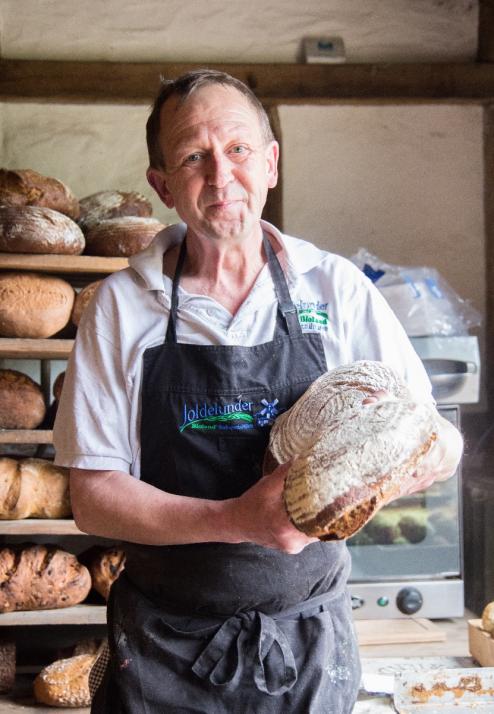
xmin=394 ymin=667 xmax=494 ymax=712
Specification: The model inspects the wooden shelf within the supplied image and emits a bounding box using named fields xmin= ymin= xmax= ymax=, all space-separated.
xmin=0 ymin=339 xmax=73 ymax=359
xmin=0 ymin=605 xmax=106 ymax=627
xmin=0 ymin=254 xmax=128 ymax=274
xmin=0 ymin=430 xmax=53 ymax=444
xmin=0 ymin=519 xmax=81 ymax=535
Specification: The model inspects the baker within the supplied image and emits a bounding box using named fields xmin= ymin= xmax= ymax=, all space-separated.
xmin=53 ymin=69 xmax=463 ymax=713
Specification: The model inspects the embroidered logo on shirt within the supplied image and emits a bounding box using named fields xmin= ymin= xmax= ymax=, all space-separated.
xmin=295 ymin=300 xmax=329 ymax=332
xmin=179 ymin=396 xmax=280 ymax=432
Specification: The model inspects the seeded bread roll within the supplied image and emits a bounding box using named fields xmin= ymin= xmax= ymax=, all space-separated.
xmin=34 ymin=653 xmax=96 ymax=707
xmin=79 ymin=545 xmax=126 ymax=600
xmin=0 ymin=544 xmax=91 ymax=612
xmin=0 ymin=369 xmax=46 ymax=429
xmin=267 ymin=361 xmax=438 ymax=541
xmin=71 ymin=280 xmax=102 ymax=326
xmin=0 ymin=168 xmax=80 ymax=220
xmin=84 ymin=216 xmax=165 ymax=257
xmin=0 ymin=205 xmax=85 ymax=255
xmin=0 ymin=457 xmax=71 ymax=519
xmin=78 ymin=190 xmax=152 ymax=233
xmin=0 ymin=271 xmax=75 ymax=338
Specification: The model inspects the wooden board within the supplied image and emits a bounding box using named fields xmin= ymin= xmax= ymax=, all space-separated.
xmin=0 ymin=605 xmax=106 ymax=627
xmin=0 ymin=339 xmax=73 ymax=358
xmin=0 ymin=254 xmax=128 ymax=274
xmin=0 ymin=430 xmax=53 ymax=444
xmin=469 ymin=618 xmax=494 ymax=666
xmin=356 ymin=618 xmax=447 ymax=646
xmin=0 ymin=519 xmax=81 ymax=535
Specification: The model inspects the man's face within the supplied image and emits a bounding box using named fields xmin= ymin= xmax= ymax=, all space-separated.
xmin=147 ymin=85 xmax=279 ymax=243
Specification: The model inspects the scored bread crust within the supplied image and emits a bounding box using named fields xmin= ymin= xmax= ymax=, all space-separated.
xmin=0 ymin=457 xmax=71 ymax=519
xmin=0 ymin=168 xmax=80 ymax=220
xmin=84 ymin=216 xmax=166 ymax=257
xmin=0 ymin=369 xmax=46 ymax=429
xmin=34 ymin=653 xmax=96 ymax=707
xmin=78 ymin=190 xmax=153 ymax=233
xmin=267 ymin=361 xmax=438 ymax=540
xmin=0 ymin=205 xmax=85 ymax=255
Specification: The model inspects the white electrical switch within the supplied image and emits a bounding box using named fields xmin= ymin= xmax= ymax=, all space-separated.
xmin=303 ymin=37 xmax=346 ymax=64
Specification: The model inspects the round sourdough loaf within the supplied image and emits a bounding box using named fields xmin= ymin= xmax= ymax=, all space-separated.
xmin=71 ymin=280 xmax=102 ymax=326
xmin=0 ymin=205 xmax=85 ymax=255
xmin=0 ymin=272 xmax=75 ymax=338
xmin=0 ymin=369 xmax=46 ymax=429
xmin=0 ymin=457 xmax=71 ymax=519
xmin=0 ymin=168 xmax=80 ymax=220
xmin=84 ymin=216 xmax=166 ymax=257
xmin=78 ymin=190 xmax=153 ymax=233
xmin=34 ymin=653 xmax=95 ymax=707
xmin=267 ymin=361 xmax=438 ymax=541
xmin=0 ymin=544 xmax=91 ymax=612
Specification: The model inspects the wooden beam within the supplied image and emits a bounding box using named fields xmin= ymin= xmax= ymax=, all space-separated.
xmin=478 ymin=0 xmax=494 ymax=62
xmin=2 ymin=60 xmax=494 ymax=104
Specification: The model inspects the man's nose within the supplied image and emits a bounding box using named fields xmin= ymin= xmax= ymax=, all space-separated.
xmin=207 ymin=154 xmax=233 ymax=188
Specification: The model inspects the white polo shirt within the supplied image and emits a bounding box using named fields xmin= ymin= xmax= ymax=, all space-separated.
xmin=53 ymin=220 xmax=432 ymax=477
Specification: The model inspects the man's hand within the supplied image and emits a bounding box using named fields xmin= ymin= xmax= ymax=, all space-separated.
xmin=223 ymin=461 xmax=319 ymax=555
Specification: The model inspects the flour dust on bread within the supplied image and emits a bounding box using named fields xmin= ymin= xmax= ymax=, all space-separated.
xmin=267 ymin=361 xmax=438 ymax=540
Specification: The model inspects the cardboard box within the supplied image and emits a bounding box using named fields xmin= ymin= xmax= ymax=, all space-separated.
xmin=468 ymin=618 xmax=494 ymax=666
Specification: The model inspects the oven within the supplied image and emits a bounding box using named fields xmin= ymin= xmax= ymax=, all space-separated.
xmin=348 ymin=336 xmax=479 ymax=619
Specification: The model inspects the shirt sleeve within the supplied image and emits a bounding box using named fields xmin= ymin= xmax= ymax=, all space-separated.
xmin=53 ymin=281 xmax=133 ymax=473
xmin=339 ymin=259 xmax=434 ymax=403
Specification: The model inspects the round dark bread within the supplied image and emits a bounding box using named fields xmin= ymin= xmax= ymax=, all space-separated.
xmin=0 ymin=168 xmax=80 ymax=220
xmin=0 ymin=205 xmax=85 ymax=255
xmin=0 ymin=369 xmax=46 ymax=429
xmin=84 ymin=217 xmax=165 ymax=257
xmin=78 ymin=190 xmax=153 ymax=233
xmin=71 ymin=281 xmax=102 ymax=326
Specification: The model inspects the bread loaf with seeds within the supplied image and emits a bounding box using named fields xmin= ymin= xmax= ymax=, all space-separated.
xmin=267 ymin=361 xmax=437 ymax=541
xmin=34 ymin=653 xmax=96 ymax=707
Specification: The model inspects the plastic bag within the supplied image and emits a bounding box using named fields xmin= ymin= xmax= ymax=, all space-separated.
xmin=350 ymin=248 xmax=481 ymax=336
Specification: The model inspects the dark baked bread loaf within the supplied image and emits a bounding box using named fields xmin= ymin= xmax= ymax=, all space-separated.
xmin=0 ymin=457 xmax=71 ymax=519
xmin=0 ymin=271 xmax=75 ymax=338
xmin=0 ymin=369 xmax=46 ymax=429
xmin=0 ymin=544 xmax=91 ymax=612
xmin=78 ymin=190 xmax=152 ymax=233
xmin=53 ymin=371 xmax=65 ymax=402
xmin=79 ymin=545 xmax=126 ymax=600
xmin=84 ymin=217 xmax=165 ymax=257
xmin=0 ymin=205 xmax=85 ymax=255
xmin=0 ymin=641 xmax=15 ymax=694
xmin=71 ymin=280 xmax=102 ymax=326
xmin=34 ymin=653 xmax=96 ymax=707
xmin=0 ymin=168 xmax=80 ymax=220
xmin=267 ymin=361 xmax=438 ymax=541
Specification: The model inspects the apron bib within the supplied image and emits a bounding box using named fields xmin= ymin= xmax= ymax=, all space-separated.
xmin=93 ymin=234 xmax=361 ymax=713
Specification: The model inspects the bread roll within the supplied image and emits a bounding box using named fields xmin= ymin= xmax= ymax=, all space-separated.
xmin=71 ymin=280 xmax=102 ymax=326
xmin=34 ymin=653 xmax=96 ymax=707
xmin=0 ymin=206 xmax=85 ymax=255
xmin=78 ymin=190 xmax=152 ymax=233
xmin=0 ymin=641 xmax=15 ymax=694
xmin=0 ymin=544 xmax=91 ymax=612
xmin=84 ymin=217 xmax=165 ymax=257
xmin=53 ymin=371 xmax=65 ymax=402
xmin=267 ymin=361 xmax=438 ymax=540
xmin=79 ymin=546 xmax=126 ymax=601
xmin=0 ymin=271 xmax=75 ymax=338
xmin=482 ymin=602 xmax=494 ymax=635
xmin=0 ymin=168 xmax=80 ymax=220
xmin=0 ymin=369 xmax=46 ymax=429
xmin=0 ymin=457 xmax=71 ymax=519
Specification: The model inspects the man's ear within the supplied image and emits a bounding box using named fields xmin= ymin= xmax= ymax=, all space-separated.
xmin=147 ymin=168 xmax=175 ymax=209
xmin=266 ymin=141 xmax=279 ymax=190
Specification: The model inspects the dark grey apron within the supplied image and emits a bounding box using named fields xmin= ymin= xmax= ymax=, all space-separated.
xmin=92 ymin=234 xmax=361 ymax=713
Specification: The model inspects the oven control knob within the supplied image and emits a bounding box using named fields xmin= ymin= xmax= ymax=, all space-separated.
xmin=396 ymin=587 xmax=423 ymax=615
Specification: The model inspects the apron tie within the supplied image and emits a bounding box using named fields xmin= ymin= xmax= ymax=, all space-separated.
xmin=192 ymin=610 xmax=297 ymax=696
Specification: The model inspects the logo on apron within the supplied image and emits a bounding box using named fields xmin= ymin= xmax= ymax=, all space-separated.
xmin=295 ymin=300 xmax=329 ymax=332
xmin=179 ymin=397 xmax=280 ymax=432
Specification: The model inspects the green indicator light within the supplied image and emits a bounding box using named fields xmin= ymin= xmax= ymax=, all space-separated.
xmin=377 ymin=596 xmax=389 ymax=607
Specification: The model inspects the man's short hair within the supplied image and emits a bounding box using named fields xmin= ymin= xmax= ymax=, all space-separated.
xmin=146 ymin=69 xmax=275 ymax=170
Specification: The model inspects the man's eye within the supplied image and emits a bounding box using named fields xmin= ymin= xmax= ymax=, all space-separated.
xmin=184 ymin=153 xmax=202 ymax=164
xmin=230 ymin=145 xmax=247 ymax=155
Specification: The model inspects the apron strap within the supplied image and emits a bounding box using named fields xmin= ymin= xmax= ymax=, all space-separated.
xmin=191 ymin=587 xmax=345 ymax=696
xmin=164 ymin=231 xmax=302 ymax=343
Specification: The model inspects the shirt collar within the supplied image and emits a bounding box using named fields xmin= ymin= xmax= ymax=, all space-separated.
xmin=128 ymin=219 xmax=327 ymax=291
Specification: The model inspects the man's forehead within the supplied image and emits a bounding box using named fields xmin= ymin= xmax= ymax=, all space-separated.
xmin=159 ymin=85 xmax=263 ymax=145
